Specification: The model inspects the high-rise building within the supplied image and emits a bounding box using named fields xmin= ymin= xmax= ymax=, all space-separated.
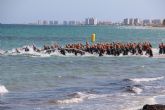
xmin=134 ymin=18 xmax=140 ymax=25
xmin=43 ymin=20 xmax=48 ymax=25
xmin=163 ymin=19 xmax=165 ymax=26
xmin=54 ymin=21 xmax=58 ymax=25
xmin=123 ymin=18 xmax=129 ymax=25
xmin=129 ymin=18 xmax=134 ymax=25
xmin=143 ymin=19 xmax=151 ymax=26
xmin=63 ymin=21 xmax=68 ymax=25
xmin=85 ymin=18 xmax=89 ymax=25
xmin=152 ymin=19 xmax=161 ymax=25
xmin=89 ymin=18 xmax=97 ymax=25
xmin=49 ymin=21 xmax=54 ymax=25
xmin=85 ymin=18 xmax=97 ymax=25
xmin=69 ymin=21 xmax=76 ymax=25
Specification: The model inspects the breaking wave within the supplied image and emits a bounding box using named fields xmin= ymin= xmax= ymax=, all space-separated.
xmin=125 ymin=86 xmax=143 ymax=94
xmin=127 ymin=76 xmax=164 ymax=83
xmin=0 ymin=85 xmax=8 ymax=94
xmin=48 ymin=92 xmax=111 ymax=105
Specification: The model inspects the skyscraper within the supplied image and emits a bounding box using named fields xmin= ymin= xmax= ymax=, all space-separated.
xmin=163 ymin=19 xmax=165 ymax=26
xmin=69 ymin=21 xmax=76 ymax=25
xmin=53 ymin=21 xmax=58 ymax=25
xmin=63 ymin=21 xmax=68 ymax=25
xmin=123 ymin=18 xmax=129 ymax=25
xmin=85 ymin=18 xmax=97 ymax=25
xmin=49 ymin=21 xmax=54 ymax=25
xmin=43 ymin=20 xmax=48 ymax=25
xmin=143 ymin=19 xmax=151 ymax=26
xmin=85 ymin=18 xmax=89 ymax=25
xmin=134 ymin=18 xmax=140 ymax=25
xmin=151 ymin=19 xmax=161 ymax=25
xmin=129 ymin=18 xmax=134 ymax=25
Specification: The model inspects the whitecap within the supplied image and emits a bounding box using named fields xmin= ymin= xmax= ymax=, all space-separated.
xmin=49 ymin=92 xmax=111 ymax=105
xmin=129 ymin=76 xmax=164 ymax=83
xmin=0 ymin=85 xmax=9 ymax=94
xmin=49 ymin=92 xmax=85 ymax=104
xmin=126 ymin=86 xmax=143 ymax=94
xmin=52 ymin=97 xmax=84 ymax=104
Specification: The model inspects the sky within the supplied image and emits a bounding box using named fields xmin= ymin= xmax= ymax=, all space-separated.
xmin=0 ymin=0 xmax=165 ymax=24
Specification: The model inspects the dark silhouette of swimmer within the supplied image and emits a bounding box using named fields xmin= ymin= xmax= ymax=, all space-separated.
xmin=25 ymin=47 xmax=29 ymax=52
xmin=99 ymin=49 xmax=104 ymax=56
xmin=60 ymin=49 xmax=66 ymax=55
xmin=159 ymin=43 xmax=163 ymax=54
xmin=146 ymin=47 xmax=153 ymax=57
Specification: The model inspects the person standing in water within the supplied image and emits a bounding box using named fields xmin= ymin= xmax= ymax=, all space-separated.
xmin=159 ymin=43 xmax=164 ymax=54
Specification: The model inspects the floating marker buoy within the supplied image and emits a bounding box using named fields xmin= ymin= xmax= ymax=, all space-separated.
xmin=91 ymin=33 xmax=96 ymax=43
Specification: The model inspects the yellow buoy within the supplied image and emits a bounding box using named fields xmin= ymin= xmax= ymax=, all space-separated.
xmin=91 ymin=33 xmax=96 ymax=43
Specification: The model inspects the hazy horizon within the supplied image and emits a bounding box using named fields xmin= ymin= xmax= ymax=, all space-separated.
xmin=0 ymin=0 xmax=165 ymax=24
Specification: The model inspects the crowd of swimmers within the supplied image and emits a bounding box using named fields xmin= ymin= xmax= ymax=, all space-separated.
xmin=3 ymin=42 xmax=165 ymax=57
xmin=10 ymin=42 xmax=154 ymax=57
xmin=65 ymin=42 xmax=153 ymax=57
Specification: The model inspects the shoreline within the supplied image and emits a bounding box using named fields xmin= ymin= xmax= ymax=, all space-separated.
xmin=0 ymin=23 xmax=165 ymax=27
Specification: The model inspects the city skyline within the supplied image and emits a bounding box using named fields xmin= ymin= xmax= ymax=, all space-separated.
xmin=34 ymin=18 xmax=164 ymax=25
xmin=0 ymin=0 xmax=165 ymax=24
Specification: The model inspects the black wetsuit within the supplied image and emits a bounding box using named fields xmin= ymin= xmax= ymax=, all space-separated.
xmin=149 ymin=49 xmax=153 ymax=57
xmin=159 ymin=45 xmax=163 ymax=54
xmin=25 ymin=47 xmax=29 ymax=52
xmin=99 ymin=49 xmax=104 ymax=56
xmin=60 ymin=49 xmax=66 ymax=55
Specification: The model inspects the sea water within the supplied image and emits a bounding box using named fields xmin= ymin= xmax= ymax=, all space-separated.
xmin=0 ymin=25 xmax=165 ymax=110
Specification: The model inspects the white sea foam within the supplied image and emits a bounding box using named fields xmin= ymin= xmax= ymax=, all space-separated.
xmin=54 ymin=97 xmax=84 ymax=104
xmin=49 ymin=92 xmax=111 ymax=105
xmin=129 ymin=87 xmax=143 ymax=94
xmin=151 ymin=48 xmax=165 ymax=58
xmin=49 ymin=92 xmax=86 ymax=104
xmin=122 ymin=96 xmax=157 ymax=110
xmin=0 ymin=50 xmax=5 ymax=55
xmin=130 ymin=76 xmax=164 ymax=83
xmin=49 ymin=90 xmax=159 ymax=110
xmin=0 ymin=85 xmax=8 ymax=94
xmin=152 ymin=48 xmax=159 ymax=54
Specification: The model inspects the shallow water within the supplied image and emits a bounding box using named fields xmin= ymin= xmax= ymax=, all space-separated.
xmin=0 ymin=25 xmax=165 ymax=110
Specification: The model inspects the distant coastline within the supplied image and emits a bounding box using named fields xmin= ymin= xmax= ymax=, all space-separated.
xmin=0 ymin=23 xmax=165 ymax=28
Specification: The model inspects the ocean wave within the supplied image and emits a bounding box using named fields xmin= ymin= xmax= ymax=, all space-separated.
xmin=125 ymin=86 xmax=143 ymax=94
xmin=128 ymin=76 xmax=164 ymax=83
xmin=50 ymin=97 xmax=84 ymax=104
xmin=0 ymin=85 xmax=9 ymax=94
xmin=48 ymin=92 xmax=111 ymax=105
xmin=48 ymin=92 xmax=86 ymax=104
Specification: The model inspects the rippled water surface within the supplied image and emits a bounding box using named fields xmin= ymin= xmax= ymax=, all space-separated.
xmin=0 ymin=25 xmax=165 ymax=110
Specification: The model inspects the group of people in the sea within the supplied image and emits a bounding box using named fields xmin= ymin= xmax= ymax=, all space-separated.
xmin=11 ymin=41 xmax=154 ymax=57
xmin=3 ymin=41 xmax=165 ymax=57
xmin=65 ymin=42 xmax=153 ymax=57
